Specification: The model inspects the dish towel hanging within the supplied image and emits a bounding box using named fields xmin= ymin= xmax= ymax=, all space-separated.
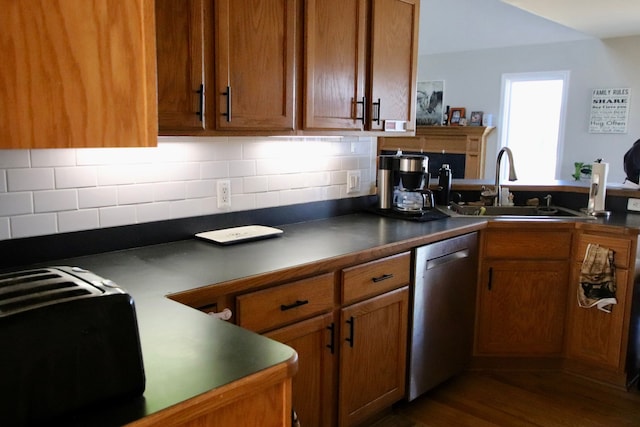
xmin=578 ymin=243 xmax=617 ymax=313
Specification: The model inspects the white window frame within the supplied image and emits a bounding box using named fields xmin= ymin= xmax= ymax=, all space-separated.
xmin=499 ymin=70 xmax=571 ymax=180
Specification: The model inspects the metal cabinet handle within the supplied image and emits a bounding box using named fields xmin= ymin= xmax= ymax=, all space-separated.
xmin=487 ymin=267 xmax=493 ymax=290
xmin=326 ymin=322 xmax=335 ymax=354
xmin=372 ymin=273 xmax=393 ymax=283
xmin=372 ymin=98 xmax=381 ymax=125
xmin=196 ymin=84 xmax=204 ymax=122
xmin=280 ymin=299 xmax=309 ymax=311
xmin=222 ymin=85 xmax=232 ymax=122
xmin=355 ymin=96 xmax=366 ymax=124
xmin=345 ymin=316 xmax=355 ymax=348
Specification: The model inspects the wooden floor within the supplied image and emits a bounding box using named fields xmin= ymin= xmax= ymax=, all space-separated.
xmin=372 ymin=371 xmax=640 ymax=427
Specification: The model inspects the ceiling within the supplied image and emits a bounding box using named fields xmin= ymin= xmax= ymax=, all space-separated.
xmin=501 ymin=0 xmax=640 ymax=39
xmin=420 ymin=0 xmax=640 ymax=56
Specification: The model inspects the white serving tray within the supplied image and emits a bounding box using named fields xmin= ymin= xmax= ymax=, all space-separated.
xmin=195 ymin=225 xmax=283 ymax=245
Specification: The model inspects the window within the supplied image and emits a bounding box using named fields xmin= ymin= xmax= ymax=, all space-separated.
xmin=499 ymin=71 xmax=569 ymax=181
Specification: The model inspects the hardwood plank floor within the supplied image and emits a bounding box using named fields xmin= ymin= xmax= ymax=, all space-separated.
xmin=372 ymin=371 xmax=640 ymax=427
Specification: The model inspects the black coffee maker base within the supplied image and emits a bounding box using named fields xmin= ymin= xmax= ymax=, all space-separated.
xmin=366 ymin=206 xmax=449 ymax=222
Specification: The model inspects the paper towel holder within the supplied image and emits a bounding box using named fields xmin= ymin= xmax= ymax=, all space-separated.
xmin=585 ymin=159 xmax=611 ymax=217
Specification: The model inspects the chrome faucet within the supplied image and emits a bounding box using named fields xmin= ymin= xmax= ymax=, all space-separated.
xmin=495 ymin=147 xmax=518 ymax=206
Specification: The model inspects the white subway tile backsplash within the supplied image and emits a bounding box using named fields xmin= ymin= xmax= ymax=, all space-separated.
xmin=11 ymin=213 xmax=57 ymax=238
xmin=0 ymin=137 xmax=376 ymax=241
xmin=137 ymin=202 xmax=172 ymax=223
xmin=0 ymin=218 xmax=9 ymax=240
xmin=31 ymin=149 xmax=76 ymax=167
xmin=0 ymin=192 xmax=33 ymax=216
xmin=170 ymin=199 xmax=202 ymax=219
xmin=55 ymin=166 xmax=97 ymax=188
xmin=0 ymin=150 xmax=30 ymax=168
xmin=255 ymin=192 xmax=279 ymax=209
xmin=0 ymin=171 xmax=6 ymax=192
xmin=78 ymin=187 xmax=118 ymax=209
xmin=34 ymin=190 xmax=78 ymax=213
xmin=118 ymin=184 xmax=155 ymax=205
xmin=154 ymin=182 xmax=186 ymax=202
xmin=99 ymin=205 xmax=137 ymax=227
xmin=243 ymin=176 xmax=269 ymax=193
xmin=186 ymin=180 xmax=216 ymax=199
xmin=229 ymin=160 xmax=256 ymax=177
xmin=58 ymin=209 xmax=99 ymax=233
xmin=201 ymin=161 xmax=229 ymax=179
xmin=7 ymin=168 xmax=54 ymax=191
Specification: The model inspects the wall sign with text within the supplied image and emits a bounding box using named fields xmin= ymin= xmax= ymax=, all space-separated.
xmin=589 ymin=87 xmax=630 ymax=134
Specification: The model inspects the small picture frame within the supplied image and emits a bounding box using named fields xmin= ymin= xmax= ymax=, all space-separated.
xmin=448 ymin=108 xmax=465 ymax=126
xmin=470 ymin=111 xmax=483 ymax=126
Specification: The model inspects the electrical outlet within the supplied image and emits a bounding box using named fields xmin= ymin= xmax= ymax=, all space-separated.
xmin=217 ymin=180 xmax=231 ymax=208
xmin=627 ymin=198 xmax=640 ymax=212
xmin=346 ymin=170 xmax=361 ymax=194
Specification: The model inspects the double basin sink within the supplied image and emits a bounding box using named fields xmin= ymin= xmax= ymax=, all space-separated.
xmin=444 ymin=202 xmax=595 ymax=220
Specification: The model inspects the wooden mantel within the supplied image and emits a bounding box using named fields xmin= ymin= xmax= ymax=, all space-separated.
xmin=378 ymin=126 xmax=495 ymax=179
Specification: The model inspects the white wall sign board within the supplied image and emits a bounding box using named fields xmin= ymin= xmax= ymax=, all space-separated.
xmin=589 ymin=87 xmax=630 ymax=134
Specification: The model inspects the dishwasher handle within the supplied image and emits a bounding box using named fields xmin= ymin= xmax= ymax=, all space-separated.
xmin=425 ymin=248 xmax=470 ymax=270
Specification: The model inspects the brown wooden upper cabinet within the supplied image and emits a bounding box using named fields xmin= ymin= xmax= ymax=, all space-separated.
xmin=156 ymin=0 xmax=420 ymax=135
xmin=0 ymin=0 xmax=157 ymax=149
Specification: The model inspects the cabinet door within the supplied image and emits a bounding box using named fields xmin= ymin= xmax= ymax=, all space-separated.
xmin=566 ymin=264 xmax=629 ymax=369
xmin=156 ymin=0 xmax=205 ymax=132
xmin=368 ymin=0 xmax=419 ymax=131
xmin=214 ymin=0 xmax=295 ymax=130
xmin=476 ymin=260 xmax=569 ymax=355
xmin=339 ymin=287 xmax=408 ymax=427
xmin=266 ymin=314 xmax=336 ymax=427
xmin=0 ymin=0 xmax=157 ymax=148
xmin=303 ymin=0 xmax=366 ymax=131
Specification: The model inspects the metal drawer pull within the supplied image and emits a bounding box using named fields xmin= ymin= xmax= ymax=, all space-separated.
xmin=222 ymin=85 xmax=232 ymax=122
xmin=372 ymin=273 xmax=394 ymax=283
xmin=355 ymin=96 xmax=366 ymax=124
xmin=195 ymin=83 xmax=204 ymax=122
xmin=326 ymin=323 xmax=335 ymax=354
xmin=280 ymin=299 xmax=309 ymax=311
xmin=345 ymin=316 xmax=355 ymax=347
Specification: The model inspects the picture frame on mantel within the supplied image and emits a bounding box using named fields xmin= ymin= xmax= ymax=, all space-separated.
xmin=470 ymin=111 xmax=483 ymax=126
xmin=416 ymin=80 xmax=444 ymax=126
xmin=449 ymin=108 xmax=465 ymax=126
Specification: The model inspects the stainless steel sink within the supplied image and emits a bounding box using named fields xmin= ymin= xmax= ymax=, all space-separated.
xmin=445 ymin=202 xmax=594 ymax=219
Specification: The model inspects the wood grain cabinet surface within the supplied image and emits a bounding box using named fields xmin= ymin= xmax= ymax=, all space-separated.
xmin=475 ymin=226 xmax=573 ymax=356
xmin=1 ymin=0 xmax=157 ymax=148
xmin=156 ymin=0 xmax=420 ymax=135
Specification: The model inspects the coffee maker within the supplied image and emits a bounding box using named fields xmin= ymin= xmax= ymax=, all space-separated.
xmin=377 ymin=154 xmax=434 ymax=213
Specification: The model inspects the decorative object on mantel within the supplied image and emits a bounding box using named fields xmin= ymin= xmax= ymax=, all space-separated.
xmin=470 ymin=111 xmax=483 ymax=126
xmin=377 ymin=126 xmax=495 ymax=179
xmin=588 ymin=87 xmax=630 ymax=134
xmin=416 ymin=81 xmax=444 ymax=126
xmin=448 ymin=108 xmax=465 ymax=126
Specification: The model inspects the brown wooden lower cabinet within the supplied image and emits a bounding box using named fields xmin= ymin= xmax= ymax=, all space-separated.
xmin=266 ymin=313 xmax=336 ymax=427
xmin=338 ymin=287 xmax=409 ymax=427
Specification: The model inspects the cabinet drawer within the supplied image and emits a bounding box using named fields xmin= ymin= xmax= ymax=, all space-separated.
xmin=341 ymin=252 xmax=410 ymax=305
xmin=237 ymin=273 xmax=334 ymax=333
xmin=483 ymin=230 xmax=572 ymax=259
xmin=575 ymin=234 xmax=631 ymax=269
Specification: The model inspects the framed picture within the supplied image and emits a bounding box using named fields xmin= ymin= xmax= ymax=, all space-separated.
xmin=470 ymin=111 xmax=483 ymax=126
xmin=449 ymin=108 xmax=465 ymax=126
xmin=416 ymin=80 xmax=444 ymax=126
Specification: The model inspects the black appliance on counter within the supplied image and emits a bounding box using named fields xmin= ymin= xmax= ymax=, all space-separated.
xmin=0 ymin=266 xmax=145 ymax=426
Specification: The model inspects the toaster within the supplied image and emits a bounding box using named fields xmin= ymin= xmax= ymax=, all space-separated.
xmin=0 ymin=266 xmax=145 ymax=425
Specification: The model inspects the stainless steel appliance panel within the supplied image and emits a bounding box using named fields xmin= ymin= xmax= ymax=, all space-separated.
xmin=408 ymin=232 xmax=478 ymax=401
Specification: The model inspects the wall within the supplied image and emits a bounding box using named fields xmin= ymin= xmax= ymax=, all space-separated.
xmin=0 ymin=136 xmax=376 ymax=241
xmin=418 ymin=35 xmax=640 ymax=183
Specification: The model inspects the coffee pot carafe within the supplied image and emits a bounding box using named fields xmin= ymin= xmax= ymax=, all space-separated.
xmin=394 ymin=155 xmax=434 ymax=213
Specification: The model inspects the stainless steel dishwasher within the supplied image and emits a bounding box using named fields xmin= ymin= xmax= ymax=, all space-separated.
xmin=407 ymin=232 xmax=478 ymax=401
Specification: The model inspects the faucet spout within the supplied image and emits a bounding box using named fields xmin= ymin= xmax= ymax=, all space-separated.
xmin=495 ymin=147 xmax=518 ymax=206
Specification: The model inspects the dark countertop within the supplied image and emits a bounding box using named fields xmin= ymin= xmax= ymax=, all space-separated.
xmin=13 ymin=209 xmax=640 ymax=425
xmin=34 ymin=213 xmax=487 ymax=425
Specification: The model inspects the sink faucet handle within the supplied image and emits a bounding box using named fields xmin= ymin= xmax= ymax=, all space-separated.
xmin=543 ymin=194 xmax=552 ymax=208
